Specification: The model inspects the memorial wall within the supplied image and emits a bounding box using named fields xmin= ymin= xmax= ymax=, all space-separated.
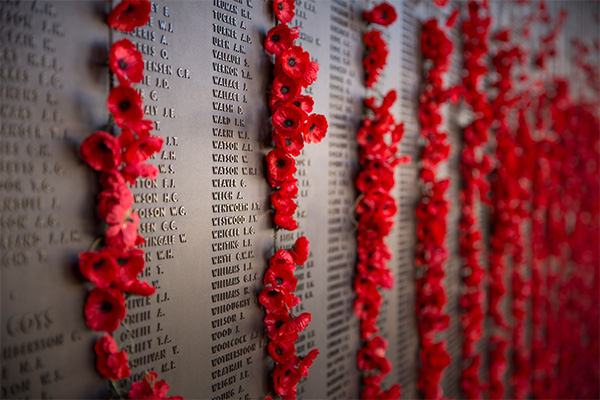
xmin=1 ymin=0 xmax=599 ymax=399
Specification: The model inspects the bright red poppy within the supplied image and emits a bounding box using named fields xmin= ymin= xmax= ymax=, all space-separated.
xmin=84 ymin=288 xmax=126 ymax=332
xmin=80 ymin=131 xmax=121 ymax=171
xmin=364 ymin=2 xmax=398 ymax=27
xmin=107 ymin=86 xmax=144 ymax=130
xmin=273 ymin=0 xmax=295 ymax=24
xmin=109 ymin=39 xmax=144 ymax=85
xmin=265 ymin=24 xmax=299 ymax=56
xmin=94 ymin=334 xmax=130 ymax=380
xmin=79 ymin=249 xmax=118 ymax=289
xmin=107 ymin=0 xmax=151 ymax=32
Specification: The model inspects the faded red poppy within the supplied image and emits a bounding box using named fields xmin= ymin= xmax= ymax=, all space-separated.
xmin=272 ymin=105 xmax=305 ymax=137
xmin=94 ymin=335 xmax=130 ymax=380
xmin=79 ymin=249 xmax=118 ymax=289
xmin=273 ymin=0 xmax=295 ymax=24
xmin=84 ymin=288 xmax=126 ymax=332
xmin=107 ymin=86 xmax=144 ymax=130
xmin=105 ymin=211 xmax=144 ymax=250
xmin=266 ymin=148 xmax=296 ymax=188
xmin=80 ymin=131 xmax=121 ymax=171
xmin=304 ymin=114 xmax=327 ymax=143
xmin=108 ymin=0 xmax=151 ymax=32
xmin=265 ymin=24 xmax=299 ymax=56
xmin=364 ymin=2 xmax=397 ymax=27
xmin=109 ymin=39 xmax=144 ymax=85
xmin=128 ymin=371 xmax=183 ymax=400
xmin=97 ymin=183 xmax=133 ymax=225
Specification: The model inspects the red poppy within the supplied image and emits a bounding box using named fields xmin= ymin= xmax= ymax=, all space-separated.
xmin=94 ymin=335 xmax=130 ymax=380
xmin=299 ymin=349 xmax=319 ymax=377
xmin=289 ymin=95 xmax=314 ymax=114
xmin=271 ymin=74 xmax=302 ymax=108
xmin=264 ymin=311 xmax=293 ymax=340
xmin=265 ymin=24 xmax=299 ymax=56
xmin=433 ymin=0 xmax=449 ymax=8
xmin=107 ymin=86 xmax=144 ymax=130
xmin=298 ymin=60 xmax=319 ymax=88
xmin=123 ymin=135 xmax=164 ymax=166
xmin=274 ymin=212 xmax=299 ymax=231
xmin=259 ymin=286 xmax=299 ymax=312
xmin=109 ymin=39 xmax=144 ymax=85
xmin=268 ymin=339 xmax=296 ymax=364
xmin=105 ymin=211 xmax=144 ymax=250
xmin=97 ymin=183 xmax=133 ymax=225
xmin=269 ymin=249 xmax=296 ymax=271
xmin=84 ymin=288 xmax=126 ymax=332
xmin=291 ymin=236 xmax=309 ymax=265
xmin=304 ymin=114 xmax=328 ymax=143
xmin=112 ymin=248 xmax=149 ymax=292
xmin=273 ymin=0 xmax=295 ymax=24
xmin=271 ymin=191 xmax=297 ymax=216
xmin=274 ymin=132 xmax=304 ymax=156
xmin=80 ymin=131 xmax=121 ymax=171
xmin=107 ymin=0 xmax=151 ymax=32
xmin=272 ymin=105 xmax=305 ymax=137
xmin=364 ymin=2 xmax=397 ymax=27
xmin=79 ymin=249 xmax=118 ymax=289
xmin=128 ymin=371 xmax=183 ymax=400
xmin=272 ymin=362 xmax=301 ymax=399
xmin=279 ymin=179 xmax=299 ymax=199
xmin=280 ymin=46 xmax=310 ymax=80
xmin=121 ymin=163 xmax=159 ymax=184
xmin=264 ymin=264 xmax=298 ymax=292
xmin=100 ymin=169 xmax=126 ymax=189
xmin=266 ymin=148 xmax=297 ymax=188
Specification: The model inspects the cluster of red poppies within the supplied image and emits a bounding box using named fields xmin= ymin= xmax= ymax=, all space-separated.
xmin=265 ymin=0 xmax=327 ymax=231
xmin=486 ymin=29 xmax=526 ymax=400
xmin=457 ymin=3 xmax=493 ymax=399
xmin=415 ymin=18 xmax=455 ymax=399
xmin=354 ymin=90 xmax=408 ymax=400
xmin=362 ymin=2 xmax=397 ymax=88
xmin=259 ymin=237 xmax=318 ymax=400
xmin=78 ymin=1 xmax=180 ymax=398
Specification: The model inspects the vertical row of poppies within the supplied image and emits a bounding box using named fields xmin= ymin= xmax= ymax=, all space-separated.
xmin=261 ymin=0 xmax=326 ymax=398
xmin=415 ymin=17 xmax=455 ymax=399
xmin=457 ymin=2 xmax=492 ymax=399
xmin=353 ymin=2 xmax=406 ymax=399
xmin=78 ymin=0 xmax=180 ymax=398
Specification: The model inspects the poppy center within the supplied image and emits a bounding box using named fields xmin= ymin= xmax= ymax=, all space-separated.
xmin=276 ymin=159 xmax=286 ymax=168
xmin=93 ymin=260 xmax=105 ymax=270
xmin=98 ymin=141 xmax=111 ymax=153
xmin=293 ymin=101 xmax=300 ymax=107
xmin=281 ymin=86 xmax=289 ymax=94
xmin=288 ymin=58 xmax=296 ymax=67
xmin=276 ymin=277 xmax=283 ymax=285
xmin=285 ymin=138 xmax=292 ymax=146
xmin=125 ymin=4 xmax=135 ymax=13
xmin=272 ymin=34 xmax=280 ymax=42
xmin=275 ymin=321 xmax=283 ymax=328
xmin=275 ymin=348 xmax=283 ymax=355
xmin=119 ymin=100 xmax=131 ymax=111
xmin=118 ymin=59 xmax=128 ymax=70
xmin=309 ymin=124 xmax=316 ymax=132
xmin=278 ymin=3 xmax=283 ymax=10
xmin=100 ymin=301 xmax=113 ymax=313
xmin=117 ymin=257 xmax=128 ymax=266
xmin=268 ymin=290 xmax=278 ymax=297
xmin=284 ymin=119 xmax=294 ymax=127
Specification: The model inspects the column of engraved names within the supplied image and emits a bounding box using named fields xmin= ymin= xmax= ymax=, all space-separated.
xmin=323 ymin=1 xmax=361 ymax=397
xmin=209 ymin=0 xmax=265 ymax=398
xmin=1 ymin=2 xmax=103 ymax=398
xmin=119 ymin=0 xmax=185 ymax=384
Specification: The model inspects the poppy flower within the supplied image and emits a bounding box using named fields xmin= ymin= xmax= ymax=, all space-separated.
xmin=79 ymin=249 xmax=118 ymax=289
xmin=97 ymin=183 xmax=134 ymax=225
xmin=259 ymin=286 xmax=299 ymax=312
xmin=265 ymin=24 xmax=299 ymax=56
xmin=100 ymin=169 xmax=126 ymax=189
xmin=278 ymin=179 xmax=298 ymax=199
xmin=274 ymin=212 xmax=299 ymax=231
xmin=270 ymin=74 xmax=302 ymax=108
xmin=272 ymin=105 xmax=305 ymax=138
xmin=84 ymin=288 xmax=126 ymax=332
xmin=289 ymin=95 xmax=314 ymax=114
xmin=109 ymin=39 xmax=144 ymax=85
xmin=273 ymin=0 xmax=295 ymax=24
xmin=264 ymin=264 xmax=298 ymax=292
xmin=298 ymin=60 xmax=319 ymax=88
xmin=264 ymin=311 xmax=293 ymax=340
xmin=304 ymin=114 xmax=327 ymax=143
xmin=271 ymin=191 xmax=297 ymax=216
xmin=266 ymin=148 xmax=296 ymax=188
xmin=291 ymin=236 xmax=309 ymax=265
xmin=280 ymin=46 xmax=310 ymax=79
xmin=299 ymin=349 xmax=319 ymax=377
xmin=128 ymin=371 xmax=183 ymax=400
xmin=272 ymin=362 xmax=301 ymax=398
xmin=94 ymin=335 xmax=130 ymax=380
xmin=268 ymin=339 xmax=296 ymax=364
xmin=80 ymin=131 xmax=121 ymax=171
xmin=364 ymin=2 xmax=397 ymax=27
xmin=123 ymin=135 xmax=164 ymax=165
xmin=112 ymin=248 xmax=150 ymax=292
xmin=107 ymin=0 xmax=151 ymax=32
xmin=107 ymin=86 xmax=144 ymax=130
xmin=121 ymin=163 xmax=159 ymax=184
xmin=105 ymin=211 xmax=144 ymax=250
xmin=274 ymin=132 xmax=304 ymax=156
xmin=269 ymin=249 xmax=296 ymax=271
